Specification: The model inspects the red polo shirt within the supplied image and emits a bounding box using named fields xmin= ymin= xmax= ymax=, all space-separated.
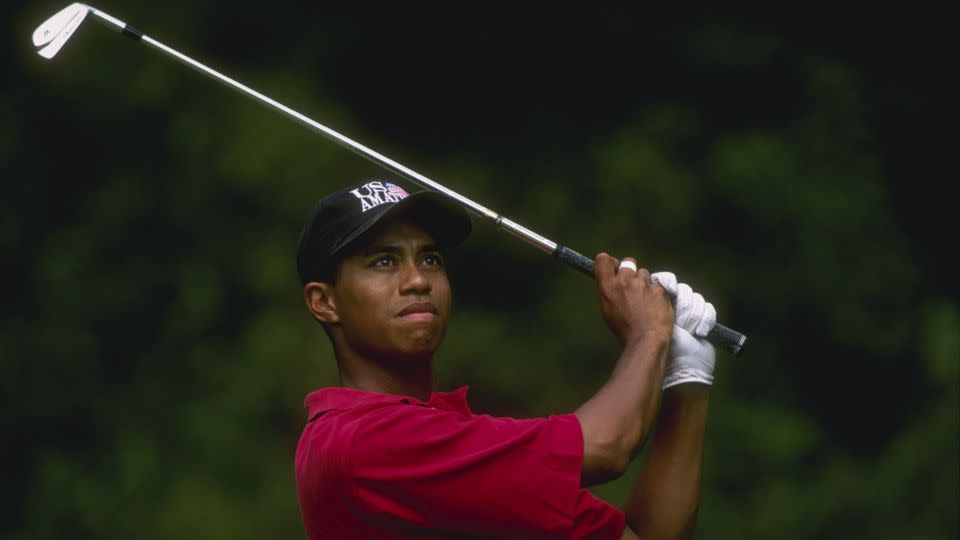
xmin=295 ymin=385 xmax=625 ymax=539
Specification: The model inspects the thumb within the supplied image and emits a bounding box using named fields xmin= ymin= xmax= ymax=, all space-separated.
xmin=594 ymin=253 xmax=617 ymax=284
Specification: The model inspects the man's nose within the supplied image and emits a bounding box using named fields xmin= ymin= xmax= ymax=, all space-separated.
xmin=399 ymin=260 xmax=431 ymax=294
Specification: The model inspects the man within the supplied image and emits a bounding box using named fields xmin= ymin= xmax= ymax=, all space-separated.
xmin=294 ymin=179 xmax=718 ymax=539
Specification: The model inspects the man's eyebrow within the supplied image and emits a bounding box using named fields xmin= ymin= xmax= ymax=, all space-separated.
xmin=360 ymin=243 xmax=402 ymax=256
xmin=360 ymin=242 xmax=443 ymax=256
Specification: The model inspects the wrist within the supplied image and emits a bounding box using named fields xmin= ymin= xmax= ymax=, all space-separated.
xmin=623 ymin=328 xmax=672 ymax=351
xmin=661 ymin=367 xmax=713 ymax=389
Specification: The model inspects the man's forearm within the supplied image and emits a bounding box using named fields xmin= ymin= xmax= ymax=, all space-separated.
xmin=575 ymin=334 xmax=670 ymax=485
xmin=623 ymin=384 xmax=710 ymax=540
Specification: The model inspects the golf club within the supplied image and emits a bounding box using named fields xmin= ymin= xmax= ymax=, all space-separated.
xmin=31 ymin=3 xmax=748 ymax=356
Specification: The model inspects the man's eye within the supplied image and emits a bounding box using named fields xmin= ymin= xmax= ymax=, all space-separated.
xmin=372 ymin=256 xmax=395 ymax=267
xmin=422 ymin=253 xmax=445 ymax=267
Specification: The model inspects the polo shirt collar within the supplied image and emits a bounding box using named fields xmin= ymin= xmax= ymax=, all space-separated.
xmin=427 ymin=385 xmax=471 ymax=416
xmin=305 ymin=385 xmax=472 ymax=420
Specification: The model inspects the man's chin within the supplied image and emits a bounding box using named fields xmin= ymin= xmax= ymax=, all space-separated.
xmin=385 ymin=336 xmax=443 ymax=363
xmin=394 ymin=324 xmax=445 ymax=352
xmin=400 ymin=339 xmax=441 ymax=359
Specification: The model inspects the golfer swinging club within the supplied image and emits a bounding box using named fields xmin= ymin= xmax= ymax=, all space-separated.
xmin=294 ymin=179 xmax=718 ymax=539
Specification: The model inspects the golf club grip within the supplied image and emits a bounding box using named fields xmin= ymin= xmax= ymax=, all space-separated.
xmin=554 ymin=245 xmax=747 ymax=357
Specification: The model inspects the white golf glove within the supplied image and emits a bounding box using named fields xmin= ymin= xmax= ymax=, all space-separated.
xmin=650 ymin=272 xmax=717 ymax=389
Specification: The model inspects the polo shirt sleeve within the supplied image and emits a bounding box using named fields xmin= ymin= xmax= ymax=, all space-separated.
xmin=344 ymin=405 xmax=626 ymax=539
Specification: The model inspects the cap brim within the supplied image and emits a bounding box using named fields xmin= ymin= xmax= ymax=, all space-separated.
xmin=330 ymin=191 xmax=472 ymax=259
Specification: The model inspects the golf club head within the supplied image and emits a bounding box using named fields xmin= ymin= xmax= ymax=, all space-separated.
xmin=33 ymin=3 xmax=89 ymax=59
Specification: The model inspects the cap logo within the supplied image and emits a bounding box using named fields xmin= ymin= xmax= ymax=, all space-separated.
xmin=350 ymin=181 xmax=410 ymax=212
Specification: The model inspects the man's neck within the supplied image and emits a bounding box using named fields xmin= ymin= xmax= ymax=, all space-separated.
xmin=337 ymin=352 xmax=434 ymax=402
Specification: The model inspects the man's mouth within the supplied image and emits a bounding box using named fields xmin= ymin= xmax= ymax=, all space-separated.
xmin=398 ymin=301 xmax=438 ymax=319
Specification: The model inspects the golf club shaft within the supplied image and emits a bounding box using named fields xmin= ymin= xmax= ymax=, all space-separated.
xmin=85 ymin=6 xmax=747 ymax=357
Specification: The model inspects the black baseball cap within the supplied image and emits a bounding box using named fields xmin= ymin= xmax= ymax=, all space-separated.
xmin=296 ymin=179 xmax=472 ymax=285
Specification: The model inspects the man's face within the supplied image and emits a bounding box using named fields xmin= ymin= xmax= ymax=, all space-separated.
xmin=329 ymin=217 xmax=452 ymax=362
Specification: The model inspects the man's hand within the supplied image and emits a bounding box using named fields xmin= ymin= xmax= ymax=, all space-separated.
xmin=650 ymin=272 xmax=717 ymax=389
xmin=595 ymin=254 xmax=675 ymax=347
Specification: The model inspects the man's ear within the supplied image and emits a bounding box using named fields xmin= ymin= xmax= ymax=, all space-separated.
xmin=304 ymin=282 xmax=339 ymax=324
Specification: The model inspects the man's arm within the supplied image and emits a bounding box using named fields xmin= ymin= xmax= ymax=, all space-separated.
xmin=575 ymin=337 xmax=670 ymax=484
xmin=619 ymin=273 xmax=717 ymax=538
xmin=622 ymin=384 xmax=709 ymax=539
xmin=575 ymin=257 xmax=717 ymax=539
xmin=574 ymin=253 xmax=674 ymax=485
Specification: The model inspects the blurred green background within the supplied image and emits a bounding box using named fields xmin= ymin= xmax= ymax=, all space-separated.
xmin=4 ymin=2 xmax=955 ymax=539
